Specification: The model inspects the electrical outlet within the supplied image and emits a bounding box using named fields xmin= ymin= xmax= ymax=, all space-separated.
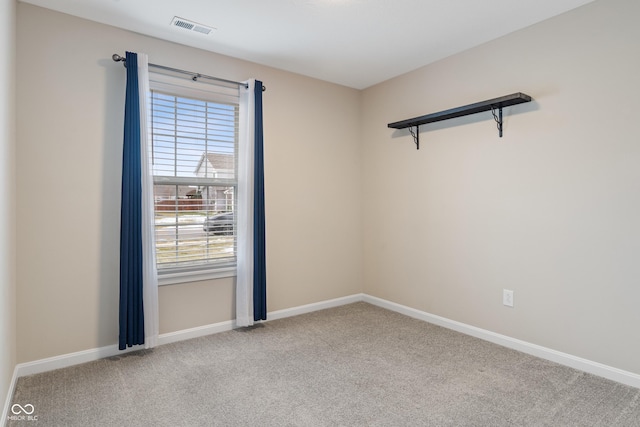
xmin=503 ymin=289 xmax=514 ymax=307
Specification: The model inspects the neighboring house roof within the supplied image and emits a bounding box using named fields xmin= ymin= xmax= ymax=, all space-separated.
xmin=194 ymin=152 xmax=235 ymax=178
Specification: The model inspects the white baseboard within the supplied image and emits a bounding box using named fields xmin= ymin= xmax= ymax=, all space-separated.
xmin=363 ymin=294 xmax=640 ymax=390
xmin=14 ymin=343 xmax=141 ymax=378
xmin=267 ymin=294 xmax=364 ymax=321
xmin=11 ymin=293 xmax=365 ymax=379
xmin=157 ymin=320 xmax=235 ymax=346
xmin=158 ymin=294 xmax=364 ymax=345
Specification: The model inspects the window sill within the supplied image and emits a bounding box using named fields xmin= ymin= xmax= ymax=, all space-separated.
xmin=158 ymin=266 xmax=236 ymax=286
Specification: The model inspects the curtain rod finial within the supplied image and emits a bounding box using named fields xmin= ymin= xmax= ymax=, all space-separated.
xmin=112 ymin=53 xmax=125 ymax=62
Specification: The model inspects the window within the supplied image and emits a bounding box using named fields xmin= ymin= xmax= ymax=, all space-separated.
xmin=149 ymin=78 xmax=240 ymax=284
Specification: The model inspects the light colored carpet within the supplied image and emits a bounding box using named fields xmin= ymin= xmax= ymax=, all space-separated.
xmin=8 ymin=302 xmax=640 ymax=426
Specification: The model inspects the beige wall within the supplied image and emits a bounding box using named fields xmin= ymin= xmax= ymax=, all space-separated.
xmin=16 ymin=4 xmax=362 ymax=363
xmin=362 ymin=0 xmax=640 ymax=375
xmin=0 ymin=0 xmax=16 ymax=412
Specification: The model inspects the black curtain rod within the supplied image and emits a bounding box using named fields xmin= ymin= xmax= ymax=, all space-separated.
xmin=112 ymin=54 xmax=266 ymax=91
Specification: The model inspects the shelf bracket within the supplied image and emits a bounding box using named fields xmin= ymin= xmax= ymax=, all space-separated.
xmin=408 ymin=126 xmax=420 ymax=150
xmin=490 ymin=104 xmax=503 ymax=138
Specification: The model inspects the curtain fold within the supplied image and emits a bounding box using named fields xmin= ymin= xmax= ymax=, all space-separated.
xmin=119 ymin=51 xmax=159 ymax=350
xmin=236 ymin=79 xmax=267 ymax=327
xmin=252 ymin=81 xmax=267 ymax=321
xmin=138 ymin=54 xmax=159 ymax=349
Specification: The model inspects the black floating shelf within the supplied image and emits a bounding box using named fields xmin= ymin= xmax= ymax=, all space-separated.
xmin=388 ymin=92 xmax=532 ymax=149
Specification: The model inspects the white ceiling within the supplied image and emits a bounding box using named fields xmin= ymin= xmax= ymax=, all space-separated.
xmin=20 ymin=0 xmax=596 ymax=89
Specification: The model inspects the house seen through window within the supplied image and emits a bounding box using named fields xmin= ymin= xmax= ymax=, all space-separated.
xmin=150 ymin=89 xmax=239 ymax=279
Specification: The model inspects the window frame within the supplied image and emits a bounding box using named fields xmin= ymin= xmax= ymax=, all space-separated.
xmin=148 ymin=72 xmax=241 ymax=285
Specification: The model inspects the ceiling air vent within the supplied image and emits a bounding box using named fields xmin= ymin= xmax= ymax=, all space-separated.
xmin=170 ymin=17 xmax=215 ymax=35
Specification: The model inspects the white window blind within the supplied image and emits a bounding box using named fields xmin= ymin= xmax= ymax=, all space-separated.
xmin=149 ymin=85 xmax=239 ymax=278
